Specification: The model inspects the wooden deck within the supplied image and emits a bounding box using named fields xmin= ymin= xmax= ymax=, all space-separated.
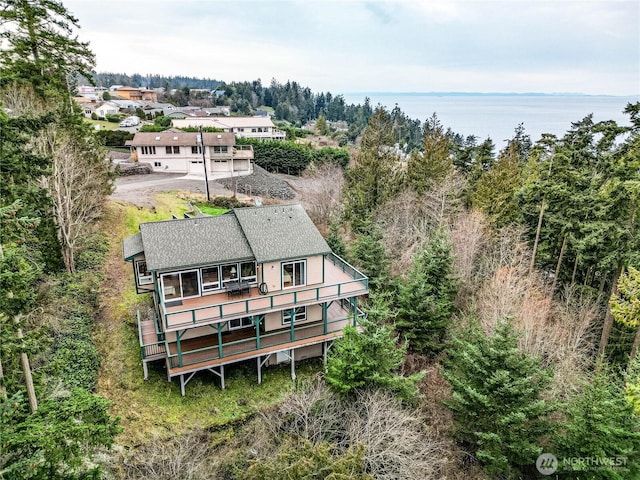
xmin=161 ymin=257 xmax=367 ymax=331
xmin=140 ymin=302 xmax=354 ymax=377
xmin=167 ymin=330 xmax=344 ymax=377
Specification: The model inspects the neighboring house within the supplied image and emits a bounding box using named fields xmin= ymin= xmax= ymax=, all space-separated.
xmin=109 ymin=99 xmax=143 ymax=110
xmin=122 ymin=204 xmax=369 ymax=395
xmin=172 ymin=116 xmax=287 ymax=141
xmin=94 ymin=102 xmax=119 ymax=118
xmin=73 ymin=97 xmax=99 ymax=117
xmin=116 ymin=86 xmax=158 ymax=103
xmin=126 ymin=128 xmax=254 ymax=175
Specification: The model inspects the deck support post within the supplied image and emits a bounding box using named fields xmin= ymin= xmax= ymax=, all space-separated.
xmin=142 ymin=360 xmax=149 ymax=380
xmin=253 ymin=315 xmax=262 ymax=349
xmin=217 ymin=323 xmax=224 ymax=359
xmin=322 ymin=302 xmax=328 ymax=334
xmin=220 ymin=365 xmax=225 ymax=389
xmin=352 ymin=297 xmax=358 ymax=326
xmin=257 ymin=354 xmax=271 ymax=385
xmin=290 ymin=349 xmax=296 ymax=380
xmin=176 ymin=330 xmax=186 ymax=367
xmin=323 ymin=342 xmax=327 ymax=365
xmin=289 ymin=308 xmax=296 ymax=342
xmin=257 ymin=356 xmax=261 ymax=384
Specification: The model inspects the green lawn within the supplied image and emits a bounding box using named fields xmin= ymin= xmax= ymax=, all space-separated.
xmin=86 ymin=118 xmax=121 ymax=131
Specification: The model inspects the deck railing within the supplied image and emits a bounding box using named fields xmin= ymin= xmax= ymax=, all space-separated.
xmin=165 ymin=310 xmax=365 ymax=369
xmin=138 ymin=310 xmax=166 ymax=359
xmin=161 ymin=254 xmax=368 ymax=330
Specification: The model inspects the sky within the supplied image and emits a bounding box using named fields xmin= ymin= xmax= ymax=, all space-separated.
xmin=64 ymin=0 xmax=639 ymax=96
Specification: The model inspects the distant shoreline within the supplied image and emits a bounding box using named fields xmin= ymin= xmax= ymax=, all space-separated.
xmin=343 ymin=92 xmax=638 ymax=98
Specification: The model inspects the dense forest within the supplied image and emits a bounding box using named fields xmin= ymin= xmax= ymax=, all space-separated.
xmin=2 ymin=1 xmax=640 ymax=479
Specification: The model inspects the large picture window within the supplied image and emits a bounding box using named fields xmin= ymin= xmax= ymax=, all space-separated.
xmin=161 ymin=270 xmax=200 ymax=302
xmin=282 ymin=260 xmax=305 ymax=288
xmin=201 ymin=266 xmax=220 ymax=292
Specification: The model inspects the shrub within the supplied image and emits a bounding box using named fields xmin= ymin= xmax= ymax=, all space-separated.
xmin=50 ymin=334 xmax=99 ymax=390
xmin=105 ymin=114 xmax=122 ymax=123
xmin=211 ymin=196 xmax=246 ymax=209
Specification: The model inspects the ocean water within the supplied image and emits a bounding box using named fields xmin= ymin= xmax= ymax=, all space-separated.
xmin=342 ymin=93 xmax=639 ymax=147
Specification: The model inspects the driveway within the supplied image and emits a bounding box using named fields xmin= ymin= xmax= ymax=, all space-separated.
xmin=111 ymin=172 xmax=236 ymax=207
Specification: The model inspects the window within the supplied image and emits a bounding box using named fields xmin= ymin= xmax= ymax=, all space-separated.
xmin=240 ymin=262 xmax=257 ymax=283
xmin=161 ymin=270 xmax=200 ymax=301
xmin=141 ymin=146 xmax=156 ymax=155
xmin=201 ymin=266 xmax=220 ymax=292
xmin=251 ymin=128 xmax=257 ymax=133
xmin=135 ymin=260 xmax=152 ymax=285
xmin=282 ymin=307 xmax=306 ymax=324
xmin=213 ymin=146 xmax=228 ymax=153
xmin=282 ymin=260 xmax=306 ymax=288
xmin=165 ymin=146 xmax=180 ymax=154
xmin=221 ymin=263 xmax=239 ymax=286
xmin=191 ymin=146 xmax=203 ymax=154
xmin=154 ymin=162 xmax=161 ymax=167
xmin=228 ymin=317 xmax=253 ymax=330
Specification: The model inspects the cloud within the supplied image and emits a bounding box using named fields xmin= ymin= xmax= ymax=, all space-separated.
xmin=65 ymin=0 xmax=639 ymax=95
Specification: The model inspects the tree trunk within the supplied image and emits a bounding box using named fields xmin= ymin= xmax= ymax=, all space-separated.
xmin=599 ymin=266 xmax=623 ymax=356
xmin=17 ymin=323 xmax=37 ymax=412
xmin=0 ymin=356 xmax=6 ymax=401
xmin=570 ymin=254 xmax=580 ymax=287
xmin=551 ymin=235 xmax=567 ymax=294
xmin=529 ymin=200 xmax=545 ymax=274
xmin=630 ymin=324 xmax=640 ymax=367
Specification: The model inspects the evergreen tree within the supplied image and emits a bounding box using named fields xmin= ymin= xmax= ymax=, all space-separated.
xmin=315 ymin=114 xmax=329 ymax=135
xmin=0 ymin=0 xmax=95 ymax=96
xmin=406 ymin=113 xmax=453 ymax=194
xmin=349 ymin=222 xmax=390 ymax=293
xmin=554 ymin=365 xmax=640 ymax=479
xmin=0 ymin=389 xmax=121 ymax=479
xmin=442 ymin=319 xmax=555 ymax=479
xmin=326 ymin=221 xmax=347 ymax=258
xmin=471 ymin=142 xmax=523 ymax=227
xmin=395 ymin=228 xmax=457 ymax=354
xmin=326 ymin=293 xmax=422 ymax=402
xmin=343 ymin=107 xmax=402 ymax=232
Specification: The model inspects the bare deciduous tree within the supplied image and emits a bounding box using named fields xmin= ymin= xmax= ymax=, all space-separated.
xmin=36 ymin=126 xmax=112 ymax=273
xmin=376 ymin=173 xmax=466 ymax=274
xmin=299 ymin=163 xmax=344 ymax=230
xmin=121 ymin=428 xmax=213 ymax=480
xmin=259 ymin=379 xmax=449 ymax=480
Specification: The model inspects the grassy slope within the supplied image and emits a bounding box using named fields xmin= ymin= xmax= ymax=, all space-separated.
xmin=96 ymin=193 xmax=317 ymax=445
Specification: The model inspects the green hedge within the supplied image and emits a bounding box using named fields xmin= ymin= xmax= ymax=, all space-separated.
xmin=237 ymin=139 xmax=350 ymax=175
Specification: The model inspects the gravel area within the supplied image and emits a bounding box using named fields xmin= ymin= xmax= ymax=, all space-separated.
xmin=216 ymin=164 xmax=295 ymax=200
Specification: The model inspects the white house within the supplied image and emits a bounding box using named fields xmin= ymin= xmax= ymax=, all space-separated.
xmin=94 ymin=102 xmax=119 ymax=118
xmin=172 ymin=116 xmax=286 ymax=141
xmin=126 ymin=129 xmax=254 ymax=175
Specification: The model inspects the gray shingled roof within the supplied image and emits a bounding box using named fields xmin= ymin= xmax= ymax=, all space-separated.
xmin=234 ymin=204 xmax=330 ymax=263
xmin=123 ymin=204 xmax=330 ymax=270
xmin=129 ymin=129 xmax=236 ymax=147
xmin=122 ymin=233 xmax=144 ymax=261
xmin=138 ymin=214 xmax=253 ymax=271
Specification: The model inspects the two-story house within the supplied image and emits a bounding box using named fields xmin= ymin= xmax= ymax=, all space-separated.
xmin=126 ymin=129 xmax=254 ymax=175
xmin=123 ymin=205 xmax=369 ymax=395
xmin=172 ymin=116 xmax=287 ymax=141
